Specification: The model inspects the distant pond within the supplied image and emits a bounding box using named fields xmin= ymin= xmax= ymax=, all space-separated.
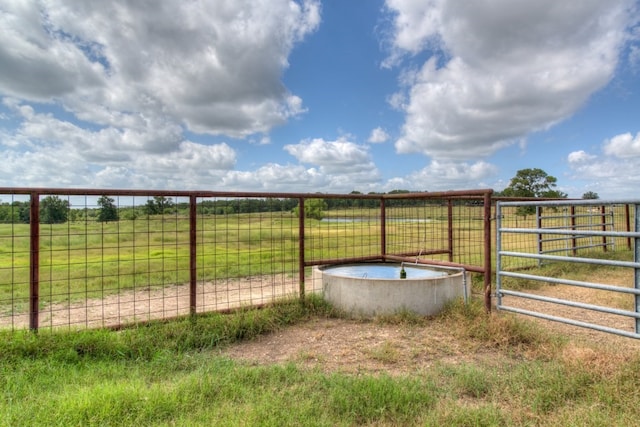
xmin=321 ymin=217 xmax=433 ymax=223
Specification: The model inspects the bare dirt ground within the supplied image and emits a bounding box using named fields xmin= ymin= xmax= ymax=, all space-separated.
xmin=220 ymin=314 xmax=510 ymax=376
xmin=219 ymin=307 xmax=640 ymax=376
xmin=0 ymin=274 xmax=321 ymax=329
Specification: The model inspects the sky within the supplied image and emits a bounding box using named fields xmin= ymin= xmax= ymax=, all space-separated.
xmin=0 ymin=0 xmax=639 ymax=199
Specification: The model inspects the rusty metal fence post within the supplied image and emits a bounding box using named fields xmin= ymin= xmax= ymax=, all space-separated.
xmin=447 ymin=199 xmax=453 ymax=262
xmin=29 ymin=192 xmax=39 ymax=331
xmin=189 ymin=195 xmax=197 ymax=315
xmin=298 ymin=197 xmax=305 ymax=300
xmin=483 ymin=191 xmax=492 ymax=313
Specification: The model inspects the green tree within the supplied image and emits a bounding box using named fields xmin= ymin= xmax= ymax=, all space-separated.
xmin=40 ymin=195 xmax=69 ymax=224
xmin=502 ymin=168 xmax=567 ymax=198
xmin=144 ymin=196 xmax=174 ymax=215
xmin=97 ymin=196 xmax=119 ymax=222
xmin=293 ymin=199 xmax=327 ymax=221
xmin=502 ymin=168 xmax=567 ymax=216
xmin=582 ymin=191 xmax=599 ymax=200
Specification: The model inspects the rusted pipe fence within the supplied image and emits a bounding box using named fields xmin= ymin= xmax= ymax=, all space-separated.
xmin=0 ymin=188 xmax=492 ymax=331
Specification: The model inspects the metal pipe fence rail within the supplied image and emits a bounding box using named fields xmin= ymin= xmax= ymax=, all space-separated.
xmin=496 ymin=199 xmax=640 ymax=339
xmin=0 ymin=188 xmax=493 ymax=331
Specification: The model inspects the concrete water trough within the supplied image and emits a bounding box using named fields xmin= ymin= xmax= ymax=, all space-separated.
xmin=313 ymin=262 xmax=469 ymax=317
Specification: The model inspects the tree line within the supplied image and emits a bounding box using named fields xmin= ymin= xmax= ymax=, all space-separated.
xmin=0 ymin=190 xmax=434 ymax=224
xmin=0 ymin=169 xmax=598 ymax=224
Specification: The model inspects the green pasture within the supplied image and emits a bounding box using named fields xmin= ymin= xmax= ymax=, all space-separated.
xmin=1 ymin=296 xmax=639 ymax=426
xmin=0 ymin=206 xmax=489 ymax=307
xmin=1 ymin=203 xmax=632 ymax=312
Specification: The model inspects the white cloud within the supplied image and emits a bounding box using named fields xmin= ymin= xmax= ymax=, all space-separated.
xmin=382 ymin=0 xmax=444 ymax=68
xmin=567 ymin=150 xmax=597 ymax=164
xmin=284 ymin=137 xmax=378 ymax=175
xmin=368 ymin=127 xmax=389 ymax=143
xmin=0 ymin=0 xmax=324 ymax=190
xmin=0 ymin=102 xmax=237 ymax=189
xmin=384 ymin=0 xmax=635 ymax=160
xmin=0 ymin=0 xmax=320 ymax=142
xmin=383 ymin=160 xmax=497 ymax=192
xmin=566 ymin=131 xmax=640 ymax=198
xmin=221 ymin=164 xmax=327 ymax=192
xmin=602 ymin=132 xmax=640 ymax=158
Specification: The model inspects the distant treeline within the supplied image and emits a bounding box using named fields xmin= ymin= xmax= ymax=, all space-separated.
xmin=0 ymin=190 xmax=450 ymax=224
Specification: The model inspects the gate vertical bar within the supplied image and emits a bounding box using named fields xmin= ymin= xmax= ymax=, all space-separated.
xmin=189 ymin=195 xmax=197 ymax=315
xmin=29 ymin=192 xmax=40 ymax=331
xmin=483 ymin=191 xmax=492 ymax=312
xmin=635 ymin=204 xmax=640 ymax=334
xmin=537 ymin=206 xmax=543 ymax=266
xmin=626 ymin=204 xmax=631 ymax=249
xmin=601 ymin=205 xmax=608 ymax=252
xmin=298 ymin=197 xmax=305 ymax=300
xmin=380 ymin=198 xmax=386 ymax=259
xmin=495 ymin=201 xmax=502 ymax=309
xmin=571 ymin=205 xmax=577 ymax=256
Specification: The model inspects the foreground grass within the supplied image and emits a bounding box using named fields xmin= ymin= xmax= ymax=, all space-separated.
xmin=1 ymin=296 xmax=640 ymax=426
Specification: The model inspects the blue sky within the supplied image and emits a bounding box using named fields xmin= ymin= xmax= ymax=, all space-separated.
xmin=0 ymin=0 xmax=639 ymax=198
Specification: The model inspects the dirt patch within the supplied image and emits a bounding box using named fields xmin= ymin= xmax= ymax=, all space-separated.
xmin=219 ymin=308 xmax=640 ymax=376
xmin=220 ymin=267 xmax=640 ymax=375
xmin=219 ymin=315 xmax=512 ymax=376
xmin=0 ymin=275 xmax=322 ymax=329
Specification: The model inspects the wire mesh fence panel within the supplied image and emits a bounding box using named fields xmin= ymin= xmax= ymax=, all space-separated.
xmin=34 ymin=194 xmax=193 ymax=329
xmin=304 ymin=197 xmax=381 ymax=264
xmin=385 ymin=200 xmax=450 ymax=260
xmin=196 ymin=197 xmax=303 ymax=313
xmin=0 ymin=189 xmax=493 ymax=331
xmin=384 ymin=199 xmax=488 ymax=268
xmin=0 ymin=193 xmax=31 ymax=329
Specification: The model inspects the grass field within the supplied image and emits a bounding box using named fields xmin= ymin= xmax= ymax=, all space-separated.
xmin=1 ymin=295 xmax=639 ymax=426
xmin=0 ymin=204 xmax=488 ymax=314
xmin=0 ymin=201 xmax=634 ymax=330
xmin=1 ymin=200 xmax=639 ymax=424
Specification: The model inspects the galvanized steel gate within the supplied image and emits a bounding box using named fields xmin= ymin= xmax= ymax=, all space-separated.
xmin=496 ymin=199 xmax=640 ymax=339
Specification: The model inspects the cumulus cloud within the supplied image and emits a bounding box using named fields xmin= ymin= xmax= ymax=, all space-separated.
xmin=602 ymin=132 xmax=640 ymax=158
xmin=566 ymin=131 xmax=640 ymax=198
xmin=368 ymin=127 xmax=390 ymax=143
xmin=284 ymin=137 xmax=378 ymax=175
xmin=0 ymin=0 xmax=321 ymax=189
xmin=0 ymin=100 xmax=237 ymax=188
xmin=0 ymin=1 xmax=319 ymax=141
xmin=382 ymin=160 xmax=497 ymax=192
xmin=221 ymin=164 xmax=326 ymax=192
xmin=567 ymin=150 xmax=597 ymax=164
xmin=384 ymin=0 xmax=635 ymax=160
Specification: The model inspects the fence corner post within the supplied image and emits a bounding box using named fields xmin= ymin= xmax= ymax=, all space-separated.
xmin=483 ymin=191 xmax=492 ymax=313
xmin=29 ymin=192 xmax=40 ymax=331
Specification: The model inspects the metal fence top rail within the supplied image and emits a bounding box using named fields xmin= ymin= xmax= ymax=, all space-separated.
xmin=0 ymin=187 xmax=493 ymax=200
xmin=497 ymin=199 xmax=640 ymax=207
